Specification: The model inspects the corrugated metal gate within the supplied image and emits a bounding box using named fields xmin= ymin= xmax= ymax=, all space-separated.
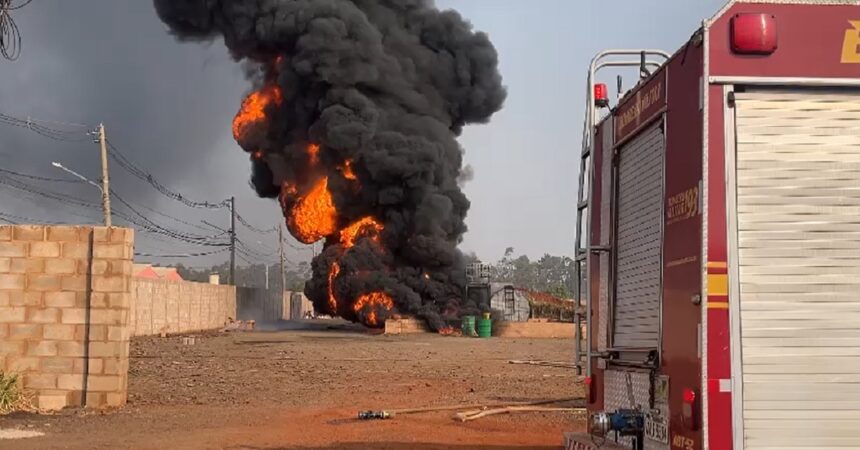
xmin=734 ymin=89 xmax=860 ymax=448
xmin=613 ymin=122 xmax=665 ymax=349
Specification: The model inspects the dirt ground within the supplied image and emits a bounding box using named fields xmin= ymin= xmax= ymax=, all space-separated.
xmin=1 ymin=320 xmax=585 ymax=450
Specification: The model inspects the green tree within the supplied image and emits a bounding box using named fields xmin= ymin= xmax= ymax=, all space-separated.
xmin=485 ymin=248 xmax=573 ymax=298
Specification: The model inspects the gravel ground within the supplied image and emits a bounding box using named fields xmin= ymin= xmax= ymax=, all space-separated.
xmin=1 ymin=320 xmax=585 ymax=450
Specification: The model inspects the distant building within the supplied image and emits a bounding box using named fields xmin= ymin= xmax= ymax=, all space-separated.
xmin=133 ymin=264 xmax=184 ymax=282
xmin=488 ymin=283 xmax=531 ymax=322
xmin=151 ymin=267 xmax=183 ymax=282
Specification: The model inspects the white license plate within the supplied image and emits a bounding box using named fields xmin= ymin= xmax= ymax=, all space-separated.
xmin=645 ymin=412 xmax=669 ymax=444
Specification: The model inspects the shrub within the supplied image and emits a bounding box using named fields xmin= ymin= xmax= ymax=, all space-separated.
xmin=0 ymin=371 xmax=22 ymax=414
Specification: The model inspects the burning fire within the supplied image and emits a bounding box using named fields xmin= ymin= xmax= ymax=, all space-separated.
xmin=341 ymin=160 xmax=357 ymax=181
xmin=327 ymin=262 xmax=340 ymax=313
xmin=287 ymin=177 xmax=337 ymax=244
xmin=340 ymin=216 xmax=384 ymax=248
xmin=307 ymin=143 xmax=320 ymax=167
xmin=231 ymin=85 xmax=397 ymax=330
xmin=353 ymin=292 xmax=394 ymax=327
xmin=232 ymin=85 xmax=282 ymax=142
xmin=438 ymin=326 xmax=460 ymax=336
xmin=281 ymin=182 xmax=298 ymax=197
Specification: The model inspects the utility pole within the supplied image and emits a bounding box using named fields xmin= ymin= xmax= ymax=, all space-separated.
xmin=264 ymin=264 xmax=269 ymax=290
xmin=97 ymin=123 xmax=112 ymax=227
xmin=230 ymin=196 xmax=236 ymax=286
xmin=278 ymin=223 xmax=286 ymax=292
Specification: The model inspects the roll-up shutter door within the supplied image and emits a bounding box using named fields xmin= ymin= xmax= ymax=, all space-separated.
xmin=735 ymin=89 xmax=860 ymax=448
xmin=613 ymin=122 xmax=664 ymax=349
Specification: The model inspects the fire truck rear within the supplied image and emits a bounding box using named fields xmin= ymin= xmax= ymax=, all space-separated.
xmin=566 ymin=1 xmax=860 ymax=449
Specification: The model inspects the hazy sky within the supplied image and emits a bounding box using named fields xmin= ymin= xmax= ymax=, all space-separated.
xmin=0 ymin=0 xmax=726 ymax=268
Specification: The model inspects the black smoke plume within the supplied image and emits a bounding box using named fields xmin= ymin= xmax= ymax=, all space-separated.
xmin=154 ymin=0 xmax=506 ymax=330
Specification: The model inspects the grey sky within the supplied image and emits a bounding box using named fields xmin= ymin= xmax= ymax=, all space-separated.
xmin=0 ymin=0 xmax=726 ymax=267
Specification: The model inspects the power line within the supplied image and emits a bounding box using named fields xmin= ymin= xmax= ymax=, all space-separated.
xmin=236 ymin=238 xmax=278 ymax=259
xmin=0 ymin=174 xmax=101 ymax=209
xmin=134 ymin=248 xmax=229 ymax=259
xmin=112 ymin=191 xmax=222 ymax=234
xmin=0 ymin=184 xmax=103 ymax=223
xmin=0 ymin=0 xmax=34 ymax=61
xmin=0 ymin=166 xmax=86 ymax=183
xmin=106 ymin=139 xmax=229 ymax=209
xmin=111 ymin=190 xmax=230 ymax=244
xmin=0 ymin=113 xmax=94 ymax=141
xmin=235 ymin=212 xmax=275 ymax=234
xmin=0 ymin=168 xmax=230 ymax=248
xmin=0 ymin=111 xmax=300 ymax=269
xmin=0 ymin=211 xmax=66 ymax=225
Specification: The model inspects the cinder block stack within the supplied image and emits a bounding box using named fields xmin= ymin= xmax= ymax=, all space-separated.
xmin=383 ymin=318 xmax=429 ymax=335
xmin=0 ymin=225 xmax=134 ymax=411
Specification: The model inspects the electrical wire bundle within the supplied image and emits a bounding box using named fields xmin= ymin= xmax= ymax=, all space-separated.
xmin=0 ymin=113 xmax=93 ymax=141
xmin=107 ymin=140 xmax=230 ymax=209
xmin=0 ymin=0 xmax=32 ymax=61
xmin=0 ymin=110 xmax=312 ymax=263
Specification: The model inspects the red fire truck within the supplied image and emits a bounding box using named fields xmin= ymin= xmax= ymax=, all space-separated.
xmin=566 ymin=1 xmax=860 ymax=449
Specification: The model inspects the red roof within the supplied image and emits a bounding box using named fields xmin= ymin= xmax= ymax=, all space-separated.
xmin=133 ymin=264 xmax=184 ymax=281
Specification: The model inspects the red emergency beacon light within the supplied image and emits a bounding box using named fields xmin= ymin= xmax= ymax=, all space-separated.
xmin=731 ymin=13 xmax=778 ymax=54
xmin=594 ymin=83 xmax=609 ymax=108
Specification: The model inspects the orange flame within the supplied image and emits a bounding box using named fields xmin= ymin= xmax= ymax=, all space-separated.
xmin=233 ymin=85 xmax=283 ymax=142
xmin=353 ymin=292 xmax=394 ymax=327
xmin=438 ymin=326 xmax=460 ymax=336
xmin=252 ymin=150 xmax=263 ymax=160
xmin=327 ymin=262 xmax=340 ymax=313
xmin=281 ymin=182 xmax=298 ymax=197
xmin=307 ymin=143 xmax=320 ymax=167
xmin=341 ymin=160 xmax=357 ymax=181
xmin=287 ymin=177 xmax=337 ymax=244
xmin=340 ymin=216 xmax=383 ymax=249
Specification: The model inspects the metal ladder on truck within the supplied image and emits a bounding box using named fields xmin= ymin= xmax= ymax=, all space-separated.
xmin=573 ymin=50 xmax=671 ymax=377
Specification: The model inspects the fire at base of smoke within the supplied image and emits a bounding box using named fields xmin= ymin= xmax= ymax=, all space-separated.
xmin=154 ymin=0 xmax=507 ymax=329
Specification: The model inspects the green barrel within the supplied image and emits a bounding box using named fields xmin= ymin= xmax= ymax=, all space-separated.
xmin=461 ymin=316 xmax=476 ymax=336
xmin=477 ymin=318 xmax=492 ymax=338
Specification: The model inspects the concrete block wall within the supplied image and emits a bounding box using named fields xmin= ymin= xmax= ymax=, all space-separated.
xmin=129 ymin=279 xmax=236 ymax=336
xmin=0 ymin=225 xmax=133 ymax=410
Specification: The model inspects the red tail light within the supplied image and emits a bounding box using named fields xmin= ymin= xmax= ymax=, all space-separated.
xmin=594 ymin=83 xmax=609 ymax=108
xmin=683 ymin=388 xmax=696 ymax=404
xmin=585 ymin=376 xmax=594 ymax=404
xmin=682 ymin=388 xmax=698 ymax=430
xmin=731 ymin=13 xmax=778 ymax=55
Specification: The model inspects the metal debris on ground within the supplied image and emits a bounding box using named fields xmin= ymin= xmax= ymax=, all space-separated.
xmin=357 ymin=411 xmax=391 ymax=420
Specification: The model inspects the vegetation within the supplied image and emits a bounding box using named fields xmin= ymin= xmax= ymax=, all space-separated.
xmin=174 ymin=247 xmax=574 ymax=301
xmin=488 ymin=248 xmax=574 ymax=299
xmin=0 ymin=371 xmax=22 ymax=414
xmin=175 ymin=261 xmax=312 ymax=292
xmin=521 ymin=289 xmax=578 ymax=322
